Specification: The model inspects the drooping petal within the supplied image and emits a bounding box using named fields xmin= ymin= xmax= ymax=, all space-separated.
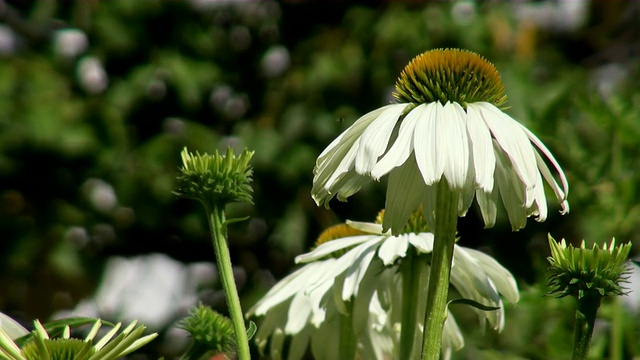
xmin=451 ymin=247 xmax=503 ymax=330
xmin=339 ymin=240 xmax=380 ymax=300
xmin=383 ymin=156 xmax=430 ymax=234
xmin=466 ymin=103 xmax=496 ymax=192
xmin=371 ymin=104 xmax=424 ymax=179
xmin=458 ymin=185 xmax=476 ymax=217
xmin=315 ymin=105 xmax=394 ymax=170
xmin=322 ymin=139 xmax=361 ymax=194
xmin=528 ymin=171 xmax=548 ymax=223
xmin=463 ymin=248 xmax=520 ymax=303
xmin=413 ymin=102 xmax=444 ymax=185
xmin=285 ymin=289 xmax=315 ymax=334
xmin=524 ymin=128 xmax=570 ymax=214
xmin=494 ymin=143 xmax=528 ymax=230
xmin=352 ymin=261 xmax=385 ymax=335
xmin=333 ymin=172 xmax=372 ymax=202
xmin=475 ymin=188 xmax=498 ymax=228
xmin=440 ymin=102 xmax=470 ymax=189
xmin=355 ymin=104 xmax=408 ymax=174
xmin=476 ymin=102 xmax=538 ymax=190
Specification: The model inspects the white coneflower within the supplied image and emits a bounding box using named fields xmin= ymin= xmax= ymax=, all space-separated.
xmin=312 ymin=48 xmax=569 ymax=234
xmin=248 ymin=215 xmax=518 ymax=360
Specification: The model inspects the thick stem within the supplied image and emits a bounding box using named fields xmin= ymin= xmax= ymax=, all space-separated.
xmin=339 ymin=302 xmax=357 ymax=360
xmin=421 ymin=181 xmax=459 ymax=360
xmin=572 ymin=295 xmax=601 ymax=360
xmin=400 ymin=252 xmax=421 ymax=359
xmin=206 ymin=204 xmax=251 ymax=360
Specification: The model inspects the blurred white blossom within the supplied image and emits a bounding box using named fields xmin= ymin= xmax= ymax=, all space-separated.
xmin=77 ymin=56 xmax=108 ymax=94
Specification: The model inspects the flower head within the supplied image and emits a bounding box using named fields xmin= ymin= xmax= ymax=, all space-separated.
xmin=175 ymin=147 xmax=254 ymax=207
xmin=546 ymin=235 xmax=632 ymax=299
xmin=248 ymin=212 xmax=519 ymax=359
xmin=312 ymin=48 xmax=569 ymax=233
xmin=0 ymin=319 xmax=157 ymax=360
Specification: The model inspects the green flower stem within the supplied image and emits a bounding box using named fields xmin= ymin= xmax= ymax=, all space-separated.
xmin=206 ymin=204 xmax=251 ymax=360
xmin=610 ymin=298 xmax=622 ymax=360
xmin=339 ymin=302 xmax=356 ymax=360
xmin=400 ymin=252 xmax=428 ymax=359
xmin=422 ymin=181 xmax=459 ymax=360
xmin=572 ymin=294 xmax=601 ymax=360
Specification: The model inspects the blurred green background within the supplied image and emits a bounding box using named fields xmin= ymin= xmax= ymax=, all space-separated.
xmin=0 ymin=0 xmax=639 ymax=358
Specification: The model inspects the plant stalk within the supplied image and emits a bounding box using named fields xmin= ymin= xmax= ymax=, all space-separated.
xmin=339 ymin=302 xmax=357 ymax=360
xmin=421 ymin=181 xmax=459 ymax=360
xmin=572 ymin=295 xmax=601 ymax=360
xmin=400 ymin=252 xmax=419 ymax=359
xmin=206 ymin=203 xmax=251 ymax=360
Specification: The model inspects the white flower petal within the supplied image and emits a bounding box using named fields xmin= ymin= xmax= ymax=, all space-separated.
xmin=492 ymin=141 xmax=528 ymax=230
xmin=463 ymin=248 xmax=520 ymax=303
xmin=529 ymin=171 xmax=548 ymax=223
xmin=352 ymin=262 xmax=385 ymax=335
xmin=340 ymin=241 xmax=379 ymax=300
xmin=476 ymin=102 xmax=538 ymax=190
xmin=413 ymin=102 xmax=444 ymax=185
xmin=408 ymin=232 xmax=434 ymax=253
xmin=285 ymin=290 xmax=314 ymax=334
xmin=371 ymin=104 xmax=423 ymax=179
xmin=440 ymin=102 xmax=470 ymax=189
xmin=347 ymin=220 xmax=386 ymax=234
xmin=295 ymin=236 xmax=374 ymax=264
xmin=451 ymin=246 xmax=503 ymax=329
xmin=475 ymin=188 xmax=498 ymax=228
xmin=249 ymin=261 xmax=328 ymax=316
xmin=355 ymin=104 xmax=408 ymax=174
xmin=518 ymin=123 xmax=569 ymax=202
xmin=316 ymin=105 xmax=392 ymax=170
xmin=531 ymin=139 xmax=570 ymax=214
xmin=378 ymin=235 xmax=410 ymax=265
xmin=383 ymin=157 xmax=430 ymax=234
xmin=458 ymin=185 xmax=475 ymax=217
xmin=466 ymin=103 xmax=496 ymax=192
xmin=323 ymin=140 xmax=361 ymax=193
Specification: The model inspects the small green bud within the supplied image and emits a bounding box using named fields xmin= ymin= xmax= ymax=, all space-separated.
xmin=179 ymin=303 xmax=237 ymax=360
xmin=175 ymin=147 xmax=255 ymax=207
xmin=546 ymin=234 xmax=632 ymax=299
